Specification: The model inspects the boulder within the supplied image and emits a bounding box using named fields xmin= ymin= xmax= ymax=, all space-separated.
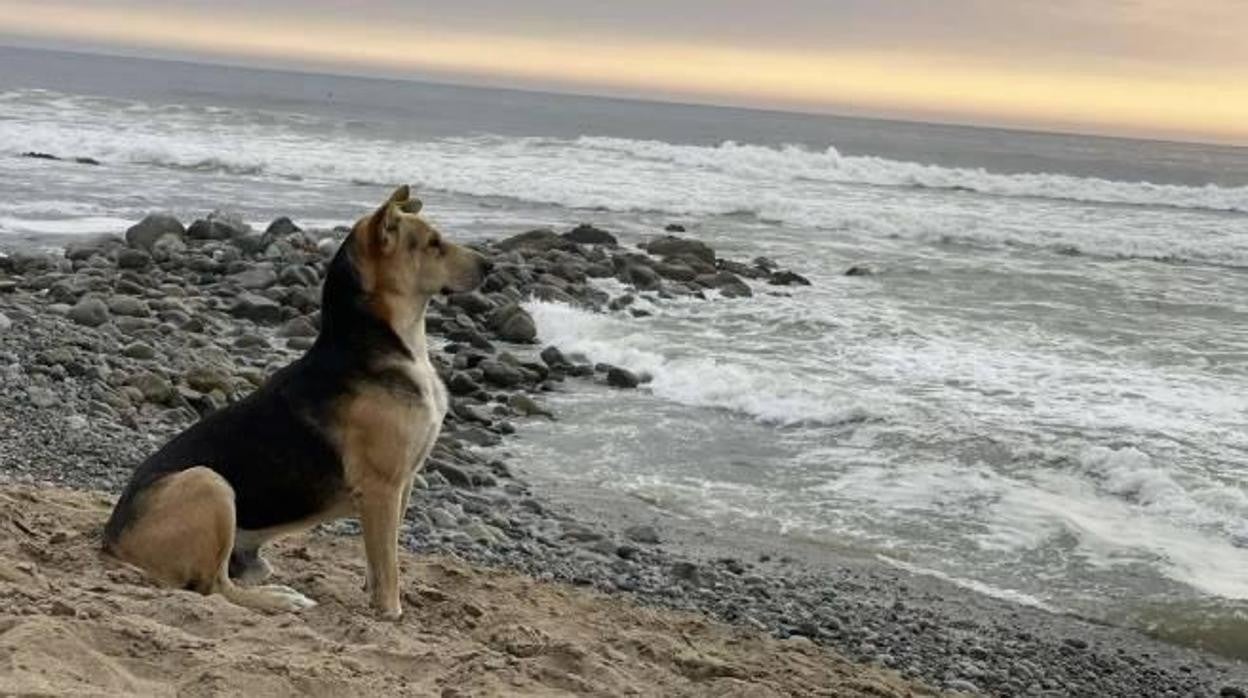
xmin=845 ymin=265 xmax=874 ymax=277
xmin=643 ymin=235 xmax=715 ymax=264
xmin=65 ymin=234 xmax=123 ymax=261
xmin=228 ymin=265 xmax=278 ymax=290
xmin=229 ymin=292 xmax=282 ymax=323
xmin=115 ymin=248 xmax=152 ymax=270
xmin=479 ymin=360 xmax=526 ymax=388
xmin=606 ymin=367 xmax=640 ymax=389
xmin=768 ymin=270 xmax=811 ymax=286
xmin=67 ymin=297 xmax=109 ymax=327
xmin=448 ymin=291 xmax=495 ymax=316
xmin=265 ymin=217 xmax=302 ymax=237
xmin=188 ymin=210 xmax=251 ymax=240
xmin=562 ymin=224 xmax=618 ymax=247
xmin=488 ymin=303 xmax=537 ymax=343
xmin=125 ymin=214 xmax=185 ymax=250
xmin=621 ymin=264 xmax=662 ymax=291
xmin=495 ymin=229 xmax=569 ymax=253
xmin=696 ymin=271 xmax=752 ymax=298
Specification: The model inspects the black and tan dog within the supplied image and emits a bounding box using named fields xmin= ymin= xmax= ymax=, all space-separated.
xmin=103 ymin=186 xmax=489 ymax=619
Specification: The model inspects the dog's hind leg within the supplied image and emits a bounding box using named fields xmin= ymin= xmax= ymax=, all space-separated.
xmin=110 ymin=466 xmax=314 ymax=613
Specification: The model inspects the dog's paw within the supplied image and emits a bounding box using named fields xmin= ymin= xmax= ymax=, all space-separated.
xmin=373 ymin=602 xmax=403 ymax=622
xmin=260 ymin=585 xmax=317 ymax=612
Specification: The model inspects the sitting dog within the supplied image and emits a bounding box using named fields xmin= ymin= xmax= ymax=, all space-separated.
xmin=103 ymin=186 xmax=489 ymax=618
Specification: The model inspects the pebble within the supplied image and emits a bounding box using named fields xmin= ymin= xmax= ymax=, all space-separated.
xmin=67 ymin=297 xmax=109 ymax=327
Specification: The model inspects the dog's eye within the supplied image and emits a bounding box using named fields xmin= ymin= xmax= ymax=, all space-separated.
xmin=428 ymin=236 xmax=442 ymax=253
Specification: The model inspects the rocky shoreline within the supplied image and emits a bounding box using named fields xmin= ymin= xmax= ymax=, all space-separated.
xmin=0 ymin=209 xmax=1244 ymax=697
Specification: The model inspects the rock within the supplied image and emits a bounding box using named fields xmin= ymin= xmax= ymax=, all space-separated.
xmin=606 ymin=367 xmax=640 ymax=389
xmin=185 ymin=366 xmax=232 ymax=394
xmin=1221 ymin=687 xmax=1247 ymax=698
xmin=479 ymin=360 xmax=525 ymax=388
xmin=125 ymin=214 xmax=185 ymax=250
xmin=622 ymin=264 xmax=662 ymax=291
xmin=25 ymin=386 xmax=58 ymax=408
xmin=188 ymin=210 xmax=251 ymax=240
xmin=265 ymin=217 xmax=301 ymax=237
xmin=278 ymin=264 xmax=319 ymax=287
xmin=447 ymin=372 xmax=483 ymax=396
xmin=21 ymin=151 xmax=58 ymax=160
xmin=539 ymin=346 xmax=569 ymax=368
xmin=652 ymin=262 xmax=697 ymax=282
xmin=463 ymin=520 xmax=501 ymax=544
xmin=507 ymin=394 xmax=552 ymax=419
xmin=0 ymin=312 xmax=10 ymax=333
xmin=65 ymin=234 xmax=123 ymax=261
xmin=459 ymin=427 xmax=503 ymax=448
xmin=946 ymin=679 xmax=979 ymax=694
xmin=696 ymin=271 xmax=752 ymax=298
xmin=644 ymin=235 xmax=715 ymax=264
xmin=488 ymin=303 xmax=537 ymax=343
xmin=845 ymin=265 xmax=874 ymax=277
xmin=108 ymin=296 xmax=150 ymax=318
xmin=670 ymin=561 xmax=700 ymax=583
xmin=130 ymin=371 xmax=175 ymax=405
xmin=229 ymin=292 xmax=282 ymax=323
xmin=768 ymin=270 xmax=811 ymax=286
xmin=277 ymin=316 xmax=318 ymax=338
xmin=664 ymin=223 xmax=686 ymax=232
xmin=228 ymin=265 xmax=278 ymax=290
xmin=67 ymin=297 xmax=109 ymax=327
xmin=562 ymin=224 xmax=618 ymax=246
xmin=122 ymin=342 xmax=156 ymax=360
xmin=448 ymin=292 xmax=495 ymax=316
xmin=115 ymin=248 xmax=152 ymax=270
xmin=495 ymin=229 xmax=568 ymax=253
xmin=752 ymin=256 xmax=778 ymax=271
xmin=624 ymin=525 xmax=660 ymax=544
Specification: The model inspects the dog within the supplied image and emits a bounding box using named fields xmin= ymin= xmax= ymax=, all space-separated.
xmin=103 ymin=186 xmax=489 ymax=619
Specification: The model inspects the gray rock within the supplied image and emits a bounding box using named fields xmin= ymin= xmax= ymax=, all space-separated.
xmin=644 ymin=235 xmax=716 ymax=263
xmin=266 ymin=216 xmax=301 ymax=237
xmin=562 ymin=223 xmax=618 ymax=246
xmin=65 ymin=234 xmax=123 ymax=261
xmin=188 ymin=210 xmax=251 ymax=240
xmin=129 ymin=371 xmax=175 ymax=405
xmin=108 ymin=296 xmax=150 ymax=318
xmin=607 ymin=367 xmax=639 ymax=389
xmin=228 ymin=265 xmax=278 ymax=290
xmin=622 ymin=264 xmax=662 ymax=291
xmin=278 ymin=264 xmax=319 ymax=287
xmin=277 ymin=316 xmax=318 ymax=338
xmin=122 ymin=341 xmax=156 ymax=360
xmin=67 ymin=297 xmax=109 ymax=327
xmin=507 ymin=394 xmax=552 ymax=419
xmin=185 ymin=365 xmax=231 ymax=394
xmin=495 ymin=229 xmax=568 ymax=252
xmin=25 ymin=386 xmax=58 ymax=408
xmin=116 ymin=248 xmax=152 ymax=270
xmin=448 ymin=291 xmax=495 ymax=316
xmin=459 ymin=427 xmax=503 ymax=448
xmin=447 ymin=372 xmax=483 ymax=396
xmin=539 ymin=346 xmax=569 ymax=368
xmin=229 ymin=292 xmax=282 ymax=323
xmin=696 ymin=271 xmax=752 ymax=298
xmin=150 ymin=234 xmax=188 ymax=262
xmin=845 ymin=265 xmax=874 ymax=277
xmin=488 ymin=303 xmax=537 ymax=343
xmin=125 ymin=213 xmax=185 ymax=250
xmin=0 ymin=312 xmax=10 ymax=333
xmin=768 ymin=270 xmax=811 ymax=286
xmin=624 ymin=524 xmax=661 ymax=544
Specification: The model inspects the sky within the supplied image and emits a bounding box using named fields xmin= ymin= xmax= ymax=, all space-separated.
xmin=0 ymin=0 xmax=1245 ymax=144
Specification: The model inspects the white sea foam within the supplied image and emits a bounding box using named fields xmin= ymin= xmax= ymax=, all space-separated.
xmin=524 ymin=299 xmax=870 ymax=426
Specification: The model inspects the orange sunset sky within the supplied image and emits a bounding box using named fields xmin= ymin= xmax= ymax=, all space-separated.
xmin=0 ymin=0 xmax=1245 ymax=144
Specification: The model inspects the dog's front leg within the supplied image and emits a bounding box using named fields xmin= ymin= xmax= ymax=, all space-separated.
xmin=358 ymin=483 xmax=403 ymax=620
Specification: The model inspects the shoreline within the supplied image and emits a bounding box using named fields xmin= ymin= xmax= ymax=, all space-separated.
xmin=1 ymin=212 xmax=1245 ymax=696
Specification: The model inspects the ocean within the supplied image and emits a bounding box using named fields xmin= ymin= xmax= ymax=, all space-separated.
xmin=2 ymin=45 xmax=1247 ymax=655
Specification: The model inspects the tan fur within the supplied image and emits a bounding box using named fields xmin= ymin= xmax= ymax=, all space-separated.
xmin=109 ymin=467 xmax=315 ymax=612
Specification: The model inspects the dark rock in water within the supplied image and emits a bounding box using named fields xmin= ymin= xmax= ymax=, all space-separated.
xmin=488 ymin=303 xmax=537 ymax=343
xmin=495 ymin=229 xmax=569 ymax=253
xmin=188 ymin=211 xmax=251 ymax=240
xmin=664 ymin=223 xmax=686 ymax=232
xmin=459 ymin=426 xmax=503 ymax=448
xmin=562 ymin=224 xmax=618 ymax=247
xmin=752 ymin=256 xmax=779 ymax=271
xmin=265 ymin=216 xmax=302 ymax=237
xmin=768 ymin=270 xmax=811 ymax=286
xmin=540 ymin=345 xmax=569 ymax=369
xmin=608 ymin=295 xmax=636 ymax=311
xmin=607 ymin=367 xmax=640 ymax=389
xmin=229 ymin=292 xmax=282 ymax=323
xmin=125 ymin=213 xmax=185 ymax=251
xmin=21 ymin=151 xmax=58 ymax=161
xmin=644 ymin=235 xmax=716 ymax=264
xmin=67 ymin=297 xmax=109 ymax=327
xmin=622 ymin=264 xmax=662 ymax=291
xmin=448 ymin=291 xmax=495 ymax=316
xmin=447 ymin=371 xmax=483 ymax=396
xmin=74 ymin=157 xmax=101 ymax=166
xmin=624 ymin=524 xmax=660 ymax=544
xmin=652 ymin=262 xmax=697 ymax=282
xmin=845 ymin=265 xmax=875 ymax=277
xmin=716 ymin=259 xmax=768 ymax=280
xmin=479 ymin=360 xmax=525 ymax=388
xmin=696 ymin=271 xmax=752 ymax=298
xmin=115 ymin=248 xmax=152 ymax=270
xmin=1221 ymin=686 xmax=1246 ymax=698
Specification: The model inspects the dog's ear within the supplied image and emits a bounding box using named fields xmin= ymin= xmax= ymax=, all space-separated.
xmin=399 ymin=198 xmax=423 ymax=214
xmin=387 ymin=185 xmax=410 ymax=205
xmin=366 ymin=186 xmax=411 ymax=256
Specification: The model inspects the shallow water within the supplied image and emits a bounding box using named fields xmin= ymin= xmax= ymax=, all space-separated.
xmin=2 ymin=45 xmax=1248 ymax=655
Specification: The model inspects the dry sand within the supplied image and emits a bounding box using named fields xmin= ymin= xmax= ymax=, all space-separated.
xmin=0 ymin=485 xmax=935 ymax=697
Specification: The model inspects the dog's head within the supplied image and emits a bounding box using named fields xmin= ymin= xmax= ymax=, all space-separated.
xmin=352 ymin=185 xmax=490 ymax=301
